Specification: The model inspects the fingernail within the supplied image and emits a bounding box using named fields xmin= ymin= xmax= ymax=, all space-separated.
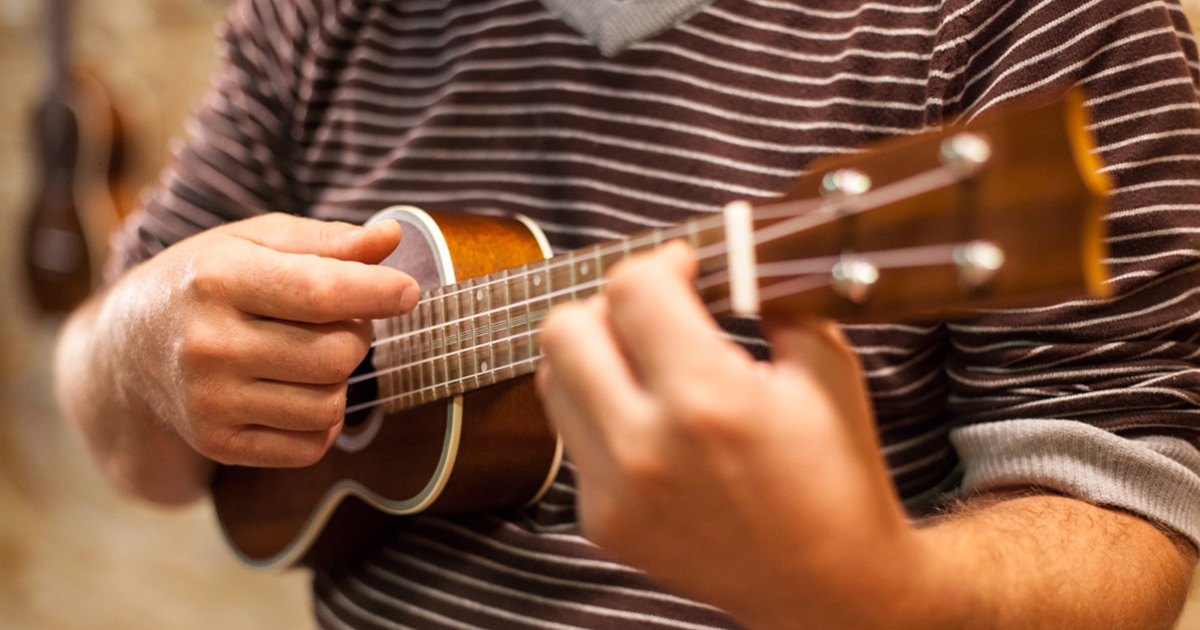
xmin=366 ymin=220 xmax=401 ymax=236
xmin=400 ymin=283 xmax=420 ymax=312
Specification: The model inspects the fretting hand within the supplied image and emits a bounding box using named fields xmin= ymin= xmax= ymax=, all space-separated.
xmin=535 ymin=240 xmax=929 ymax=630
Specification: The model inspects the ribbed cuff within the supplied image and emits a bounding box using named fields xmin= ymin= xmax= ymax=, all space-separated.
xmin=950 ymin=419 xmax=1200 ymax=549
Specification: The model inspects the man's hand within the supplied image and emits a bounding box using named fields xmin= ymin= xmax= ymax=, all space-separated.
xmin=534 ymin=241 xmax=1196 ymax=630
xmin=535 ymin=240 xmax=922 ymax=629
xmin=57 ymin=213 xmax=419 ymax=502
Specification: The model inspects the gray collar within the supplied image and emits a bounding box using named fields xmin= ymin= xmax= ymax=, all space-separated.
xmin=539 ymin=0 xmax=717 ymax=56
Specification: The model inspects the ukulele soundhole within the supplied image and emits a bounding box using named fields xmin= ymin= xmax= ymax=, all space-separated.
xmin=344 ymin=346 xmax=378 ymax=430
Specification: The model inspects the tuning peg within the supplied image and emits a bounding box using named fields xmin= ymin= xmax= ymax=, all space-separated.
xmin=821 ymin=168 xmax=872 ymax=198
xmin=831 ymin=255 xmax=880 ymax=304
xmin=954 ymin=240 xmax=1005 ymax=289
xmin=940 ymin=132 xmax=992 ymax=177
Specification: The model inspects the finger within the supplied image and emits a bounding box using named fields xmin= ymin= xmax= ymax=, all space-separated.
xmin=604 ymin=240 xmax=750 ymax=390
xmin=764 ymin=317 xmax=880 ymax=454
xmin=218 ymin=240 xmax=420 ymax=323
xmin=227 ymin=213 xmax=403 ymax=264
xmin=212 ymin=423 xmax=341 ymax=468
xmin=235 ymin=379 xmax=350 ymax=433
xmin=231 ymin=318 xmax=374 ymax=385
xmin=536 ymin=298 xmax=650 ymax=450
xmin=764 ymin=316 xmax=858 ymax=374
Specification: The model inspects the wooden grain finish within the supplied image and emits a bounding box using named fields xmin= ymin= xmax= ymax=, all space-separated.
xmin=720 ymin=91 xmax=1109 ymax=326
xmin=212 ymin=208 xmax=562 ymax=569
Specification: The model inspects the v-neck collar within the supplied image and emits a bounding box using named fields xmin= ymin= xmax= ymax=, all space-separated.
xmin=538 ymin=0 xmax=717 ymax=56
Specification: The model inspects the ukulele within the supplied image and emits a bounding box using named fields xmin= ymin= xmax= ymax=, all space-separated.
xmin=23 ymin=0 xmax=146 ymax=315
xmin=212 ymin=90 xmax=1111 ymax=570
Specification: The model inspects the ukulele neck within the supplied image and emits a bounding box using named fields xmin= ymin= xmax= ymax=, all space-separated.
xmin=370 ymin=218 xmax=732 ymax=413
xmin=363 ymin=88 xmax=1111 ymax=416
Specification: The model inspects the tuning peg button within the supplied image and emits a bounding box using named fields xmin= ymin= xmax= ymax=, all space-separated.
xmin=954 ymin=240 xmax=1005 ymax=289
xmin=940 ymin=132 xmax=992 ymax=177
xmin=831 ymin=255 xmax=880 ymax=304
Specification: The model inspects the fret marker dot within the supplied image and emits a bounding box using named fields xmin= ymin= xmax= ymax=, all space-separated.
xmin=476 ymin=289 xmax=484 ymax=301
xmin=533 ymin=276 xmax=541 ymax=286
xmin=480 ymin=361 xmax=488 ymax=372
xmin=580 ymin=263 xmax=589 ymax=275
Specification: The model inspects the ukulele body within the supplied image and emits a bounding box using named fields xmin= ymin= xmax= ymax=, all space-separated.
xmin=211 ymin=206 xmax=563 ymax=570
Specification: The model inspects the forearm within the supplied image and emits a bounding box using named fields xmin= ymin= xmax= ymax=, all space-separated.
xmin=907 ymin=493 xmax=1196 ymax=630
xmin=55 ymin=283 xmax=214 ymax=506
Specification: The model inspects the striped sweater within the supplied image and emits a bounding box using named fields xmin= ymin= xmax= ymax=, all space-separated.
xmin=113 ymin=0 xmax=1200 ymax=627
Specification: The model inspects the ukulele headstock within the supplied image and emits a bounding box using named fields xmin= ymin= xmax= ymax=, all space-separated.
xmin=701 ymin=89 xmax=1112 ymax=324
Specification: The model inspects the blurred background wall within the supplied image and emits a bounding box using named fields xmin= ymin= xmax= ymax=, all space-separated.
xmin=4 ymin=1 xmax=1200 ymax=629
xmin=0 ymin=0 xmax=311 ymax=628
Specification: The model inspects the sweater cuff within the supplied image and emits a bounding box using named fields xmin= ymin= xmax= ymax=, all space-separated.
xmin=950 ymin=419 xmax=1200 ymax=549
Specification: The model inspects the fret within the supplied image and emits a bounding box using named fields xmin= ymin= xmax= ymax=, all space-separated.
xmin=431 ymin=288 xmax=449 ymax=401
xmin=687 ymin=219 xmax=701 ymax=249
xmin=694 ymin=219 xmax=731 ymax=285
xmin=524 ymin=262 xmax=542 ymax=368
xmin=492 ymin=269 xmax=515 ymax=381
xmin=527 ymin=260 xmax=551 ymax=354
xmin=474 ymin=276 xmax=496 ymax=387
xmin=432 ymin=300 xmax=446 ymax=403
xmin=592 ymin=243 xmax=603 ymax=285
xmin=546 ymin=256 xmax=574 ymax=311
xmin=400 ymin=309 xmax=413 ymax=410
xmin=375 ymin=316 xmax=395 ymax=412
xmin=573 ymin=244 xmax=602 ymax=301
xmin=444 ymin=289 xmax=460 ymax=393
xmin=412 ymin=299 xmax=427 ymax=406
xmin=505 ymin=266 xmax=532 ymax=372
xmin=445 ymin=286 xmax=463 ymax=396
xmin=567 ymin=250 xmax=578 ymax=304
xmin=459 ymin=279 xmax=479 ymax=390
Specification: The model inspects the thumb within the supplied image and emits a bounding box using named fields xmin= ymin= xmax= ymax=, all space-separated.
xmin=225 ymin=213 xmax=403 ymax=264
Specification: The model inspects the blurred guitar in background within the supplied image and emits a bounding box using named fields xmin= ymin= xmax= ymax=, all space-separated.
xmin=22 ymin=0 xmax=158 ymax=315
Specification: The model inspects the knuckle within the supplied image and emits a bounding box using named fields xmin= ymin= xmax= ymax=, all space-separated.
xmin=317 ymin=386 xmax=348 ymax=430
xmin=300 ymin=265 xmax=340 ymax=321
xmin=664 ymin=384 xmax=749 ymax=444
xmin=177 ymin=324 xmax=229 ymax=368
xmin=193 ymin=425 xmax=239 ymax=465
xmin=314 ymin=343 xmax=362 ymax=383
xmin=605 ymin=254 xmax=660 ymax=301
xmin=603 ymin=263 xmax=640 ymax=303
xmin=189 ymin=255 xmax=231 ymax=303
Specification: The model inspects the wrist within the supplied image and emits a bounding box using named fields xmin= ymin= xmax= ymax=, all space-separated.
xmin=888 ymin=523 xmax=974 ymax=630
xmin=736 ymin=520 xmax=962 ymax=630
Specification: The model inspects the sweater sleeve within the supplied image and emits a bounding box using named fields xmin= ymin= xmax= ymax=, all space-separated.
xmin=933 ymin=0 xmax=1200 ymax=545
xmin=107 ymin=0 xmax=325 ymax=276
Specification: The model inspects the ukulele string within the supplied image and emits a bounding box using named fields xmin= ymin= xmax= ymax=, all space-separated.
xmin=346 ymin=159 xmax=979 ymax=412
xmin=345 ymin=237 xmax=979 ymax=414
xmin=366 ymin=218 xmax=726 ymax=349
xmin=369 ymin=158 xmax=966 ymax=350
xmin=695 ymin=242 xmax=979 ymax=292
